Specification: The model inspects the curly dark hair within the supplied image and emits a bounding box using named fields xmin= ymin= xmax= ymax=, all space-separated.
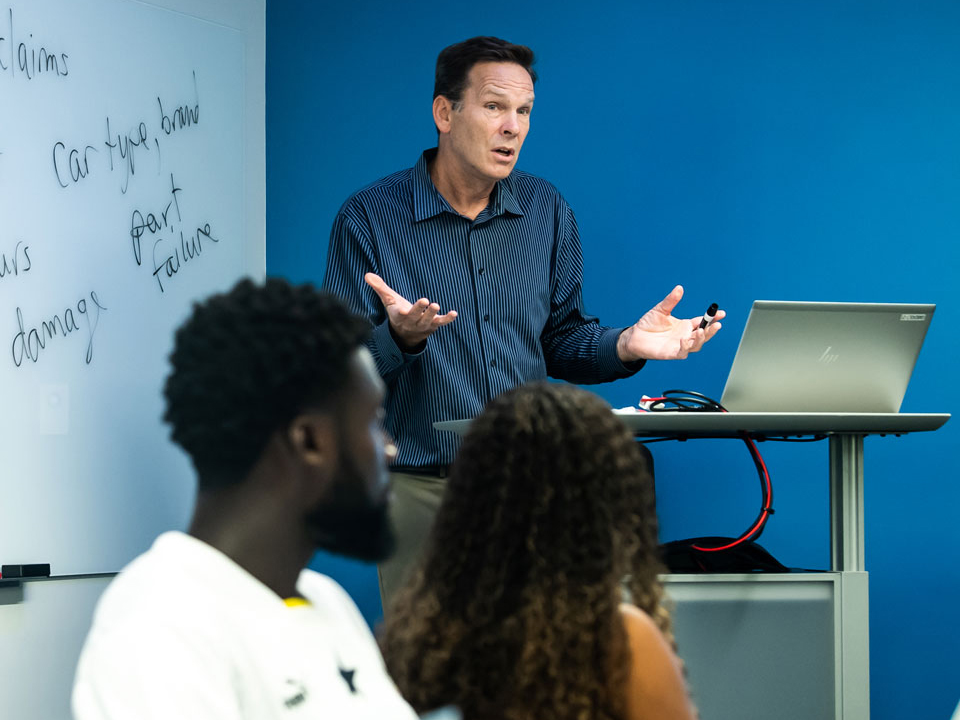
xmin=162 ymin=277 xmax=370 ymax=490
xmin=380 ymin=382 xmax=668 ymax=720
xmin=434 ymin=36 xmax=537 ymax=106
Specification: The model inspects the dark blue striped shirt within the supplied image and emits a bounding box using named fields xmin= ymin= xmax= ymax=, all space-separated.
xmin=323 ymin=150 xmax=643 ymax=467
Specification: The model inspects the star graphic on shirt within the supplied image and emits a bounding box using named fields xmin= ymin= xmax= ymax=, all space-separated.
xmin=339 ymin=666 xmax=357 ymax=694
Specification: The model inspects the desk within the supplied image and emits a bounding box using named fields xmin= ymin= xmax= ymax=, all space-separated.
xmin=435 ymin=412 xmax=950 ymax=720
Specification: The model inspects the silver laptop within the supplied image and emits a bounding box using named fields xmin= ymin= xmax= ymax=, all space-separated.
xmin=720 ymin=301 xmax=935 ymax=413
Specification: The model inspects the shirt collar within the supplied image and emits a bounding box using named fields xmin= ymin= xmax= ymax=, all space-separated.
xmin=153 ymin=531 xmax=290 ymax=613
xmin=411 ymin=149 xmax=524 ymax=222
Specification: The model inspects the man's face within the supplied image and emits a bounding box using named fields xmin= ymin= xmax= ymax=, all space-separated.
xmin=304 ymin=348 xmax=396 ymax=563
xmin=440 ymin=61 xmax=535 ymax=184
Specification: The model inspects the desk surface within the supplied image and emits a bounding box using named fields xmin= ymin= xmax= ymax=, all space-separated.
xmin=434 ymin=412 xmax=951 ymax=438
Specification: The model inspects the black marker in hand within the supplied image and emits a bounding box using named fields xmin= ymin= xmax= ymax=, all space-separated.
xmin=699 ymin=303 xmax=719 ymax=330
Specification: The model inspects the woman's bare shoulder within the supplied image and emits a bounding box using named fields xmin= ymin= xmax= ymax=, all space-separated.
xmin=618 ymin=603 xmax=697 ymax=720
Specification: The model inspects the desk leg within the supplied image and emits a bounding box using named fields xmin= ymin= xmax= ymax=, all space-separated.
xmin=829 ymin=434 xmax=865 ymax=572
xmin=829 ymin=435 xmax=869 ymax=720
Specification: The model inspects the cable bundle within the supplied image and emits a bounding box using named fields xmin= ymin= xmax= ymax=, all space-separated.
xmin=639 ymin=390 xmax=773 ymax=553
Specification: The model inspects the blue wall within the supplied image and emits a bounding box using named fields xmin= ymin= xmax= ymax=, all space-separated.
xmin=266 ymin=1 xmax=960 ymax=717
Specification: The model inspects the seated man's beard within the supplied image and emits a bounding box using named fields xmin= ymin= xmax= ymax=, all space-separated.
xmin=305 ymin=457 xmax=396 ymax=563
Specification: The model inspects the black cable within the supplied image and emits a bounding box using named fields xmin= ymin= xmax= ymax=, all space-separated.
xmin=764 ymin=436 xmax=829 ymax=443
xmin=640 ymin=389 xmax=773 ymax=552
xmin=643 ymin=389 xmax=725 ymax=412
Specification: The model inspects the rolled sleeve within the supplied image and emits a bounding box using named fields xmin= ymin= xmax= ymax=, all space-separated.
xmin=371 ymin=319 xmax=424 ymax=379
xmin=599 ymin=327 xmax=646 ymax=377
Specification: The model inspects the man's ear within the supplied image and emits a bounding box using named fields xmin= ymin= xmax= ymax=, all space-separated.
xmin=433 ymin=95 xmax=453 ymax=134
xmin=287 ymin=413 xmax=337 ymax=468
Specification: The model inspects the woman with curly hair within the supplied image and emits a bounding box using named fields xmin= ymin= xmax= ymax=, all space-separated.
xmin=380 ymin=382 xmax=695 ymax=720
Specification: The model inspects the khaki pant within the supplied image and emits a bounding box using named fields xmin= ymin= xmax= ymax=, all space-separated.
xmin=377 ymin=472 xmax=447 ymax=614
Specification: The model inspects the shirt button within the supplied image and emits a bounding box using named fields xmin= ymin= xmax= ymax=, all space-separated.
xmin=483 ymin=314 xmax=490 ymax=321
xmin=478 ymin=268 xmax=485 ymax=275
xmin=490 ymin=359 xmax=497 ymax=367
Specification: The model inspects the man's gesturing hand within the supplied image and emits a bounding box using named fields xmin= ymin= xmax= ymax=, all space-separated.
xmin=365 ymin=273 xmax=458 ymax=351
xmin=617 ymin=285 xmax=724 ymax=362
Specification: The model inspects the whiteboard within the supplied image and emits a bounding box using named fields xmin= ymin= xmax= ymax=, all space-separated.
xmin=0 ymin=0 xmax=265 ymax=575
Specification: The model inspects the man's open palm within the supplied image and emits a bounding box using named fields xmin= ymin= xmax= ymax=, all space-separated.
xmin=365 ymin=273 xmax=458 ymax=350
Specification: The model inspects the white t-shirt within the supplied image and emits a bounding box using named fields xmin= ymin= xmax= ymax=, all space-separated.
xmin=72 ymin=531 xmax=418 ymax=720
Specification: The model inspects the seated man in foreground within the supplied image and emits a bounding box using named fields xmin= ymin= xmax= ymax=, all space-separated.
xmin=72 ymin=278 xmax=418 ymax=720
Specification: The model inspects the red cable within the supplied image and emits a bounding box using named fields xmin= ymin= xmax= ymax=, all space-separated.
xmin=692 ymin=434 xmax=773 ymax=552
xmin=643 ymin=398 xmax=777 ymax=554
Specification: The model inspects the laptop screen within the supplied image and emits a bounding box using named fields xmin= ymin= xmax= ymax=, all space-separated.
xmin=719 ymin=301 xmax=934 ymax=413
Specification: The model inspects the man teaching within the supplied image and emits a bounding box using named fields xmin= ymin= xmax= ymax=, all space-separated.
xmin=322 ymin=36 xmax=724 ymax=606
